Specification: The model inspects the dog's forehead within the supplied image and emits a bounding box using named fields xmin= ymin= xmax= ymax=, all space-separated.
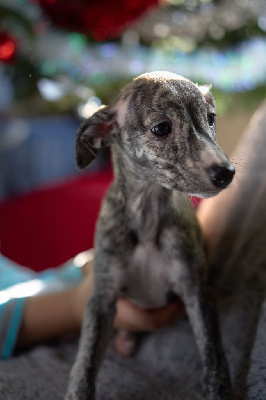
xmin=115 ymin=72 xmax=207 ymax=128
xmin=135 ymin=73 xmax=198 ymax=99
xmin=118 ymin=72 xmax=205 ymax=113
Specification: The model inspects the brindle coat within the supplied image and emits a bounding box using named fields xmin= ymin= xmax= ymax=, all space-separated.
xmin=66 ymin=72 xmax=234 ymax=400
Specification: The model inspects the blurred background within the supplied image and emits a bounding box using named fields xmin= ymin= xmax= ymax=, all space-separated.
xmin=0 ymin=0 xmax=265 ymax=269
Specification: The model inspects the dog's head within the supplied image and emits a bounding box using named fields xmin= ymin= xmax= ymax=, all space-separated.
xmin=76 ymin=71 xmax=234 ymax=197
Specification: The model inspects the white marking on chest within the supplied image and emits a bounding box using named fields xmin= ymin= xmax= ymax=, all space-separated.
xmin=125 ymin=242 xmax=170 ymax=309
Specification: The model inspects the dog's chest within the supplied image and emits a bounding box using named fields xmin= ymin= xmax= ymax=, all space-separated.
xmin=123 ymin=188 xmax=190 ymax=309
xmin=125 ymin=242 xmax=172 ymax=309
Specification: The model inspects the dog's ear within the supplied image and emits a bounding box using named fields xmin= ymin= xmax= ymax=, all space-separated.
xmin=76 ymin=105 xmax=117 ymax=170
xmin=198 ymin=85 xmax=215 ymax=108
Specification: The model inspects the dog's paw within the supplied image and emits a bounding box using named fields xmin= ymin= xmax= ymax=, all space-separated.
xmin=113 ymin=330 xmax=137 ymax=357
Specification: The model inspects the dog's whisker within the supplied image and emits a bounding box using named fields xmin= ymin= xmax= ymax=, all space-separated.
xmin=234 ymin=174 xmax=242 ymax=188
xmin=231 ymin=160 xmax=251 ymax=173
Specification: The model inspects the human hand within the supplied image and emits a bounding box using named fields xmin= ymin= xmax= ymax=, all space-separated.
xmin=73 ymin=257 xmax=184 ymax=332
xmin=114 ymin=297 xmax=184 ymax=332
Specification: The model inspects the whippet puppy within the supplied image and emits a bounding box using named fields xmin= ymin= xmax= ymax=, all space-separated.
xmin=66 ymin=71 xmax=235 ymax=400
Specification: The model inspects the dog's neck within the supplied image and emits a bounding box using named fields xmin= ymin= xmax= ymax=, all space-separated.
xmin=111 ymin=146 xmax=176 ymax=237
xmin=111 ymin=146 xmax=165 ymax=199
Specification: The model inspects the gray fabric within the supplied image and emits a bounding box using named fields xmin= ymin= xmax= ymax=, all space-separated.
xmin=0 ymin=102 xmax=266 ymax=399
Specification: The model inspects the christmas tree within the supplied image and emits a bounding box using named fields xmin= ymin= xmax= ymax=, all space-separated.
xmin=0 ymin=0 xmax=265 ymax=115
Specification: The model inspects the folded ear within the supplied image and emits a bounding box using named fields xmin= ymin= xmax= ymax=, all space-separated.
xmin=76 ymin=105 xmax=117 ymax=170
xmin=198 ymin=85 xmax=215 ymax=108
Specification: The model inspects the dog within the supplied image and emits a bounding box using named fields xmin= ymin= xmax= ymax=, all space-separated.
xmin=66 ymin=71 xmax=234 ymax=400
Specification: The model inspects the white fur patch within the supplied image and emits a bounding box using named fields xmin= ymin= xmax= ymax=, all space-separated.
xmin=135 ymin=147 xmax=144 ymax=158
xmin=126 ymin=243 xmax=171 ymax=308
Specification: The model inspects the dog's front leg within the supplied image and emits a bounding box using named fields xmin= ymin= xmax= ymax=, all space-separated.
xmin=177 ymin=272 xmax=233 ymax=399
xmin=65 ymin=255 xmax=124 ymax=400
xmin=65 ymin=295 xmax=116 ymax=400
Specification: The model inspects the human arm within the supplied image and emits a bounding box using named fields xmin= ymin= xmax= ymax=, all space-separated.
xmin=16 ymin=260 xmax=183 ymax=350
xmin=16 ymin=286 xmax=85 ymax=348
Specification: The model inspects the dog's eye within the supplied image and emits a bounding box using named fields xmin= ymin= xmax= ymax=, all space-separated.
xmin=151 ymin=122 xmax=172 ymax=137
xmin=208 ymin=113 xmax=216 ymax=127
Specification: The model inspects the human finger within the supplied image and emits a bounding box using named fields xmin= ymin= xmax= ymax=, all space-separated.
xmin=114 ymin=298 xmax=184 ymax=332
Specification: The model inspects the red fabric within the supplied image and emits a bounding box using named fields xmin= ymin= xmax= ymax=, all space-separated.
xmin=0 ymin=171 xmax=113 ymax=272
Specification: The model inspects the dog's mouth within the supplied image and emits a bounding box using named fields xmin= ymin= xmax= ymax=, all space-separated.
xmin=185 ymin=163 xmax=235 ymax=198
xmin=190 ymin=189 xmax=221 ymax=199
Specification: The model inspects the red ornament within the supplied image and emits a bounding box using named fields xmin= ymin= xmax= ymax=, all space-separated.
xmin=0 ymin=32 xmax=17 ymax=64
xmin=37 ymin=0 xmax=159 ymax=40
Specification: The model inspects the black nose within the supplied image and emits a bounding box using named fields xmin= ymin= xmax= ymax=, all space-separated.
xmin=207 ymin=163 xmax=235 ymax=189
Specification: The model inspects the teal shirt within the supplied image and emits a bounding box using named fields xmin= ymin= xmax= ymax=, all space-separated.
xmin=0 ymin=254 xmax=84 ymax=359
